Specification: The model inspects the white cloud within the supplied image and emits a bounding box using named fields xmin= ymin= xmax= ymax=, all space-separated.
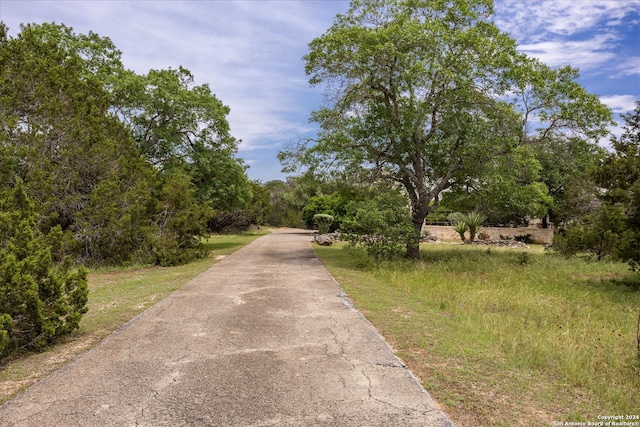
xmin=495 ymin=1 xmax=640 ymax=77
xmin=600 ymin=95 xmax=638 ymax=113
xmin=495 ymin=0 xmax=640 ymax=40
xmin=617 ymin=56 xmax=640 ymax=76
xmin=518 ymin=34 xmax=617 ymax=70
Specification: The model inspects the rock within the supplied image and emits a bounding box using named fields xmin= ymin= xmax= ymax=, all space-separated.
xmin=470 ymin=239 xmax=529 ymax=249
xmin=314 ymin=234 xmax=334 ymax=246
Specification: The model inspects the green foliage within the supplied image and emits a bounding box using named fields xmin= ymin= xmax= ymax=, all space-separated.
xmin=282 ymin=0 xmax=611 ymax=258
xmin=302 ymin=193 xmax=347 ymax=230
xmin=515 ymin=251 xmax=533 ymax=266
xmin=266 ymin=174 xmax=376 ymax=230
xmin=450 ymin=211 xmax=486 ymax=242
xmin=442 ymin=146 xmax=553 ymax=225
xmin=72 ymin=159 xmax=156 ymax=265
xmin=0 ymin=182 xmax=88 ymax=359
xmin=0 ymin=22 xmax=130 ymax=231
xmin=533 ymin=137 xmax=605 ymax=223
xmin=0 ymin=22 xmax=250 ymax=267
xmin=206 ymin=180 xmax=274 ymax=233
xmin=340 ymin=191 xmax=414 ymax=260
xmin=462 ymin=211 xmax=487 ymax=242
xmin=263 ymin=178 xmax=310 ymax=228
xmin=597 ymin=102 xmax=640 ymax=271
xmin=554 ymin=204 xmax=630 ymax=261
xmin=207 ymin=210 xmax=254 ymax=233
xmin=453 ymin=221 xmax=469 ymax=242
xmin=113 ymin=66 xmax=251 ymax=211
xmin=313 ymin=214 xmax=334 ymax=234
xmin=555 ymin=101 xmax=640 ymax=270
xmin=245 ymin=181 xmax=272 ymax=228
xmin=514 ymin=234 xmax=533 ymax=244
xmin=144 ymin=170 xmax=211 ymax=266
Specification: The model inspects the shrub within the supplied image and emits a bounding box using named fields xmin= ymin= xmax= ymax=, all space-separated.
xmin=516 ymin=252 xmax=533 ymax=265
xmin=144 ymin=171 xmax=211 ymax=266
xmin=447 ymin=212 xmax=466 ymax=224
xmin=514 ymin=234 xmax=534 ymax=244
xmin=0 ymin=182 xmax=88 ymax=359
xmin=463 ymin=211 xmax=487 ymax=242
xmin=208 ymin=210 xmax=253 ymax=233
xmin=450 ymin=211 xmax=487 ymax=242
xmin=313 ymin=213 xmax=334 ymax=234
xmin=453 ymin=221 xmax=469 ymax=242
xmin=340 ymin=191 xmax=414 ymax=260
xmin=303 ymin=193 xmax=346 ymax=230
xmin=554 ymin=204 xmax=628 ymax=261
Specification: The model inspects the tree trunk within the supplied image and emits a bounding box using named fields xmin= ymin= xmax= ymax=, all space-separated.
xmin=406 ymin=214 xmax=425 ymax=259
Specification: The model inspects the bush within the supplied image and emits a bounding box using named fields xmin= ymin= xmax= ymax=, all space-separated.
xmin=0 ymin=182 xmax=88 ymax=359
xmin=340 ymin=191 xmax=414 ymax=260
xmin=313 ymin=213 xmax=334 ymax=234
xmin=451 ymin=211 xmax=487 ymax=242
xmin=453 ymin=221 xmax=469 ymax=242
xmin=302 ymin=193 xmax=346 ymax=231
xmin=143 ymin=171 xmax=211 ymax=266
xmin=554 ymin=205 xmax=629 ymax=261
xmin=514 ymin=234 xmax=534 ymax=244
xmin=463 ymin=211 xmax=487 ymax=242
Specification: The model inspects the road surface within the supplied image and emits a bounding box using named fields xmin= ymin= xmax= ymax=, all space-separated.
xmin=0 ymin=229 xmax=454 ymax=426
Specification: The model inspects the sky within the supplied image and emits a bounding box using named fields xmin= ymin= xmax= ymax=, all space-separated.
xmin=1 ymin=0 xmax=639 ymax=182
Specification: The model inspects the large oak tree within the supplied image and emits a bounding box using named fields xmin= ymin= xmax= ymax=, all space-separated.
xmin=284 ymin=0 xmax=612 ymax=258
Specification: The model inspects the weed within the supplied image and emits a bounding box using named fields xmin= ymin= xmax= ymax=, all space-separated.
xmin=516 ymin=252 xmax=533 ymax=266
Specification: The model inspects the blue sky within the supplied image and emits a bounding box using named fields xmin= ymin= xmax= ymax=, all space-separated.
xmin=1 ymin=0 xmax=639 ymax=182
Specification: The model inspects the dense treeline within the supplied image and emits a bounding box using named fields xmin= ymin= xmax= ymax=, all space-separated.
xmin=0 ymin=22 xmax=254 ymax=267
xmin=554 ymin=102 xmax=640 ymax=270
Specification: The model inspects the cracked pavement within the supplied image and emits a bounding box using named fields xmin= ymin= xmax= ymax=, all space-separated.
xmin=0 ymin=229 xmax=454 ymax=426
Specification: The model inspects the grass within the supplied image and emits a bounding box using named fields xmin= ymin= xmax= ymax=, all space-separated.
xmin=0 ymin=229 xmax=269 ymax=404
xmin=314 ymin=242 xmax=640 ymax=427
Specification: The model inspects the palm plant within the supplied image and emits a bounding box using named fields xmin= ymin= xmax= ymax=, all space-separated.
xmin=453 ymin=221 xmax=469 ymax=242
xmin=463 ymin=211 xmax=487 ymax=242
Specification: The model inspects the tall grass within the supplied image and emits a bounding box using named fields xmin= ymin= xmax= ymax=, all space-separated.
xmin=315 ymin=243 xmax=640 ymax=426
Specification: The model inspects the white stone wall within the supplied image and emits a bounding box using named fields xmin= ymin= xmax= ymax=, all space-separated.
xmin=423 ymin=225 xmax=554 ymax=245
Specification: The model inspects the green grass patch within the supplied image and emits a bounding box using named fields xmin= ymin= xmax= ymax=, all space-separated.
xmin=314 ymin=242 xmax=640 ymax=426
xmin=0 ymin=229 xmax=268 ymax=404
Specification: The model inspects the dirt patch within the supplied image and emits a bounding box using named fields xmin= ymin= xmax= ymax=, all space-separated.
xmin=0 ymin=331 xmax=106 ymax=404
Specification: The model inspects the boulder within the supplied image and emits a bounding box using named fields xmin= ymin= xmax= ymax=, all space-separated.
xmin=314 ymin=234 xmax=334 ymax=246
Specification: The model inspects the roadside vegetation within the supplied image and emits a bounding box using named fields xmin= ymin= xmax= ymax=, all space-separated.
xmin=0 ymin=231 xmax=267 ymax=404
xmin=315 ymin=242 xmax=640 ymax=426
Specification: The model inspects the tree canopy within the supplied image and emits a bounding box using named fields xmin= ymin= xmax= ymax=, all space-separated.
xmin=0 ymin=22 xmax=253 ymax=266
xmin=112 ymin=67 xmax=252 ymax=211
xmin=282 ymin=0 xmax=612 ymax=258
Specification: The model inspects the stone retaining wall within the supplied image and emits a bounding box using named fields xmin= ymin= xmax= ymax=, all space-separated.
xmin=423 ymin=225 xmax=554 ymax=245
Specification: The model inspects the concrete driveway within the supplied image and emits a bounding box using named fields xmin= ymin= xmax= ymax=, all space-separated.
xmin=0 ymin=229 xmax=454 ymax=426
